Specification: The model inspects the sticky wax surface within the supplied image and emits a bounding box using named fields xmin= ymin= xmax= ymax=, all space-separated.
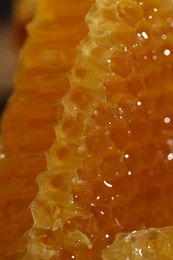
xmin=1 ymin=0 xmax=173 ymax=259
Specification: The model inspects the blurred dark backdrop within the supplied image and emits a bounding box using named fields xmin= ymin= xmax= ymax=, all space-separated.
xmin=0 ymin=0 xmax=14 ymax=22
xmin=0 ymin=0 xmax=16 ymax=116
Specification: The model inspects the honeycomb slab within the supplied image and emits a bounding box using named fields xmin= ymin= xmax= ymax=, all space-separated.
xmin=1 ymin=0 xmax=173 ymax=259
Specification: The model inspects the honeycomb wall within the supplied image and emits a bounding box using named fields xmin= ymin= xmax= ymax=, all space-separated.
xmin=24 ymin=0 xmax=173 ymax=259
xmin=0 ymin=0 xmax=91 ymax=258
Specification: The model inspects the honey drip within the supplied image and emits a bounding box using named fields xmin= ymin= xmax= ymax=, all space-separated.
xmin=1 ymin=0 xmax=173 ymax=259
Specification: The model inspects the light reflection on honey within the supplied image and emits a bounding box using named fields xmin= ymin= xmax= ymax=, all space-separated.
xmin=1 ymin=0 xmax=173 ymax=259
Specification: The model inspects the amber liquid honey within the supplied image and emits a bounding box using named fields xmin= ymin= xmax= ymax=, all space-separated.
xmin=1 ymin=0 xmax=173 ymax=259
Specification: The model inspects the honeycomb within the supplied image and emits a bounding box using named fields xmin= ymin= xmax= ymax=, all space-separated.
xmin=0 ymin=0 xmax=91 ymax=258
xmin=1 ymin=0 xmax=173 ymax=259
xmin=102 ymin=226 xmax=173 ymax=259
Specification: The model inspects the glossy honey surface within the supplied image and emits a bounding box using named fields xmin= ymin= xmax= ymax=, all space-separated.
xmin=102 ymin=226 xmax=173 ymax=259
xmin=1 ymin=0 xmax=173 ymax=259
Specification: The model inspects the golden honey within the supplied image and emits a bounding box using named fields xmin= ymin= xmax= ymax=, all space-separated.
xmin=1 ymin=0 xmax=173 ymax=259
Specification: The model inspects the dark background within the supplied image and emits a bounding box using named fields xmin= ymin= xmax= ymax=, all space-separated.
xmin=0 ymin=0 xmax=14 ymax=22
xmin=0 ymin=0 xmax=15 ymax=115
